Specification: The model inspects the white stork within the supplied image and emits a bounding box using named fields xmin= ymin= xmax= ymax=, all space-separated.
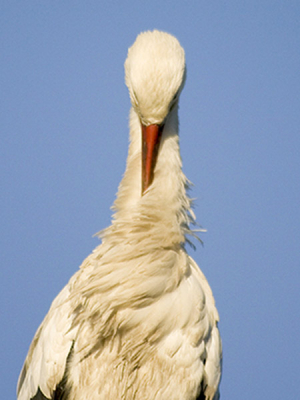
xmin=17 ymin=30 xmax=222 ymax=400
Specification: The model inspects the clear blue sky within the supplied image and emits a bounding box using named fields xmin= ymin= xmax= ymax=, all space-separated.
xmin=1 ymin=2 xmax=300 ymax=399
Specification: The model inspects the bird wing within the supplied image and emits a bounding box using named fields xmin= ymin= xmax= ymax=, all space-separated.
xmin=17 ymin=285 xmax=77 ymax=400
xmin=189 ymin=257 xmax=222 ymax=400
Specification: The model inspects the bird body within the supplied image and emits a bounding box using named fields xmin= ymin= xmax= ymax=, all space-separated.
xmin=17 ymin=30 xmax=222 ymax=400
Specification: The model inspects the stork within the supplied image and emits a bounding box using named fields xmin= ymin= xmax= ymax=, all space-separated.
xmin=17 ymin=30 xmax=222 ymax=400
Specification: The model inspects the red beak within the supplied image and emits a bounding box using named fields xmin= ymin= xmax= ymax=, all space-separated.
xmin=141 ymin=123 xmax=163 ymax=195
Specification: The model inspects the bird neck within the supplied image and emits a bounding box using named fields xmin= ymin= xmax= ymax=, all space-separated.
xmin=102 ymin=106 xmax=195 ymax=250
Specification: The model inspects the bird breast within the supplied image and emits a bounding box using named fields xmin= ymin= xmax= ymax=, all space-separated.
xmin=66 ymin=249 xmax=211 ymax=400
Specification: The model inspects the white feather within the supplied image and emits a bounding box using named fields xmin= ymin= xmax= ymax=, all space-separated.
xmin=17 ymin=30 xmax=222 ymax=400
xmin=17 ymin=286 xmax=77 ymax=400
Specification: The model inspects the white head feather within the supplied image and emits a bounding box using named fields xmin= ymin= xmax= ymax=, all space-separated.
xmin=125 ymin=30 xmax=186 ymax=126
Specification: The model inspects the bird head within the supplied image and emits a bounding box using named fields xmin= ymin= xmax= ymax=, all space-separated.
xmin=125 ymin=30 xmax=186 ymax=126
xmin=125 ymin=30 xmax=186 ymax=194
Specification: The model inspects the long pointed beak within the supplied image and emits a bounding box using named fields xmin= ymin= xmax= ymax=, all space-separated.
xmin=141 ymin=123 xmax=163 ymax=195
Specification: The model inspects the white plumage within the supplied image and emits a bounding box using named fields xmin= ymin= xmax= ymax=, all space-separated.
xmin=17 ymin=30 xmax=222 ymax=400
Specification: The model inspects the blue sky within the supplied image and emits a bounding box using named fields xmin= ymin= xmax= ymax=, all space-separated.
xmin=1 ymin=1 xmax=300 ymax=399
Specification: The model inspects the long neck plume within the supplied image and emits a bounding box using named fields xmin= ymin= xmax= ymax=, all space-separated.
xmin=102 ymin=106 xmax=195 ymax=250
xmin=83 ymin=105 xmax=196 ymax=310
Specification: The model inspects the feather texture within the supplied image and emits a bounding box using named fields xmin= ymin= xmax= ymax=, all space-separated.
xmin=17 ymin=30 xmax=222 ymax=400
